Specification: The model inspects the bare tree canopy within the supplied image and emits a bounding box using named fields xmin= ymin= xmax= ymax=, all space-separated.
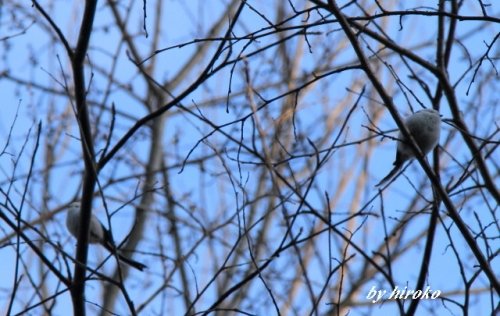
xmin=0 ymin=1 xmax=498 ymax=315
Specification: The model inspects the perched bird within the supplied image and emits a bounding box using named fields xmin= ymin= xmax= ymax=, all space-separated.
xmin=376 ymin=108 xmax=441 ymax=187
xmin=66 ymin=202 xmax=147 ymax=271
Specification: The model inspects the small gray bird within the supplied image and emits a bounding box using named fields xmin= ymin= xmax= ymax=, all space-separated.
xmin=66 ymin=202 xmax=147 ymax=271
xmin=376 ymin=109 xmax=441 ymax=187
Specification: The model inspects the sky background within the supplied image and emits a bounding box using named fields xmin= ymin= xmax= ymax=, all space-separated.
xmin=0 ymin=0 xmax=498 ymax=315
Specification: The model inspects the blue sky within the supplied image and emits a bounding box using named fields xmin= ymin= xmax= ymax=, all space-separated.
xmin=0 ymin=1 xmax=498 ymax=315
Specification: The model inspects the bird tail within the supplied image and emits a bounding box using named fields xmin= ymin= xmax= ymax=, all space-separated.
xmin=117 ymin=253 xmax=147 ymax=271
xmin=375 ymin=163 xmax=402 ymax=187
xmin=102 ymin=238 xmax=147 ymax=271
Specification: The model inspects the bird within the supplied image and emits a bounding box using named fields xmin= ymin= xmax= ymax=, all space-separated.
xmin=376 ymin=108 xmax=441 ymax=187
xmin=66 ymin=202 xmax=147 ymax=271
